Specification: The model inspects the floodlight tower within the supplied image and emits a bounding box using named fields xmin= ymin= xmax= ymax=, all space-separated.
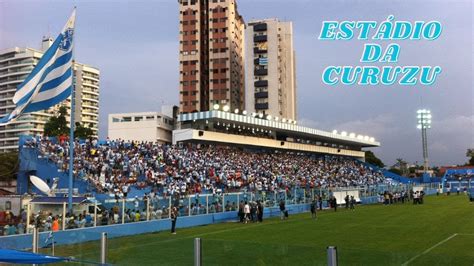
xmin=417 ymin=109 xmax=432 ymax=174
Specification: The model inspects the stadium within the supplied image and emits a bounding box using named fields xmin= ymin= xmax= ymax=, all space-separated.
xmin=0 ymin=1 xmax=473 ymax=266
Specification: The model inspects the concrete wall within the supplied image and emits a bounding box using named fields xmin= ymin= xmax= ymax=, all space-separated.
xmin=108 ymin=112 xmax=172 ymax=143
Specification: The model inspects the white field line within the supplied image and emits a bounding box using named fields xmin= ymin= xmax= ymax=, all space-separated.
xmin=401 ymin=233 xmax=458 ymax=266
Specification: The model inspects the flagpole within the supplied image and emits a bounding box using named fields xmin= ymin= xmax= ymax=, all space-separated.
xmin=68 ymin=7 xmax=77 ymax=213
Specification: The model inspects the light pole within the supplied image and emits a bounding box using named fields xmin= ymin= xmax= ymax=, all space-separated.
xmin=417 ymin=109 xmax=432 ymax=175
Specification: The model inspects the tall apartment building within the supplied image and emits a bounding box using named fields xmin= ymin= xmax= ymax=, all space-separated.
xmin=0 ymin=37 xmax=100 ymax=152
xmin=178 ymin=0 xmax=245 ymax=114
xmin=245 ymin=19 xmax=296 ymax=121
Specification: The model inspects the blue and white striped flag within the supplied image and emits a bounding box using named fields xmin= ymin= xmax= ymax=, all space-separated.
xmin=0 ymin=9 xmax=76 ymax=125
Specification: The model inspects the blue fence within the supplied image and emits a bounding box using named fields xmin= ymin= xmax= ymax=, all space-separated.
xmin=0 ymin=203 xmax=309 ymax=250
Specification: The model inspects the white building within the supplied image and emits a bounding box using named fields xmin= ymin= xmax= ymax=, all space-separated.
xmin=245 ymin=18 xmax=296 ymax=121
xmin=0 ymin=37 xmax=100 ymax=152
xmin=108 ymin=111 xmax=174 ymax=143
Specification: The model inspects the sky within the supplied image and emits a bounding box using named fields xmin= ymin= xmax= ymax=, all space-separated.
xmin=0 ymin=0 xmax=472 ymax=167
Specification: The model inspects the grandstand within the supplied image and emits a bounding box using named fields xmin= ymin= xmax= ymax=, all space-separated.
xmin=4 ymin=112 xmax=464 ymax=265
xmin=174 ymin=110 xmax=379 ymax=159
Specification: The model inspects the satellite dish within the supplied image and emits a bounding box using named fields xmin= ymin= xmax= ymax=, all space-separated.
xmin=30 ymin=175 xmax=51 ymax=196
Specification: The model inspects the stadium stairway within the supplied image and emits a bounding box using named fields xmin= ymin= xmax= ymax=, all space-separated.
xmin=361 ymin=161 xmax=419 ymax=184
xmin=17 ymin=144 xmax=90 ymax=195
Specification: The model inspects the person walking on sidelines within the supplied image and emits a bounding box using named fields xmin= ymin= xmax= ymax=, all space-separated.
xmin=350 ymin=196 xmax=356 ymax=210
xmin=279 ymin=200 xmax=286 ymax=220
xmin=238 ymin=201 xmax=244 ymax=223
xmin=310 ymin=199 xmax=317 ymax=219
xmin=257 ymin=200 xmax=264 ymax=223
xmin=318 ymin=196 xmax=323 ymax=211
xmin=243 ymin=201 xmax=250 ymax=224
xmin=170 ymin=207 xmax=178 ymax=234
xmin=332 ymin=196 xmax=338 ymax=212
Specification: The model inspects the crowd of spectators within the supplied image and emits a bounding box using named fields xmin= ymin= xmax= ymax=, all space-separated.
xmin=24 ymin=137 xmax=389 ymax=200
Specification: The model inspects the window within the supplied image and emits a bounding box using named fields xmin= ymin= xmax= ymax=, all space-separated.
xmin=134 ymin=116 xmax=143 ymax=122
xmin=146 ymin=116 xmax=155 ymax=121
xmin=122 ymin=117 xmax=131 ymax=122
xmin=112 ymin=117 xmax=120 ymax=123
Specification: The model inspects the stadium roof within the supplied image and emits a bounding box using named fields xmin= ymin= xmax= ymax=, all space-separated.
xmin=178 ymin=111 xmax=380 ymax=148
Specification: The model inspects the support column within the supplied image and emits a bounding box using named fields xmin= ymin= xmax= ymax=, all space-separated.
xmin=62 ymin=202 xmax=66 ymax=230
xmin=100 ymin=232 xmax=107 ymax=264
xmin=194 ymin=238 xmax=202 ymax=266
xmin=122 ymin=198 xmax=125 ymax=224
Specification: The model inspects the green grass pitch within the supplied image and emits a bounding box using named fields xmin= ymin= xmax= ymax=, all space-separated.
xmin=48 ymin=195 xmax=474 ymax=265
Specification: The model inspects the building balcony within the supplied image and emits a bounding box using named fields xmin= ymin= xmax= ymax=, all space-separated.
xmin=255 ymin=103 xmax=268 ymax=110
xmin=254 ymin=80 xmax=268 ymax=87
xmin=253 ymin=23 xmax=267 ymax=32
xmin=254 ymin=69 xmax=268 ymax=76
xmin=254 ymin=91 xmax=268 ymax=99
xmin=253 ymin=47 xmax=267 ymax=54
xmin=254 ymin=35 xmax=267 ymax=42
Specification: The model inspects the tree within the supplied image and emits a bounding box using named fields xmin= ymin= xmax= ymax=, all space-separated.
xmin=467 ymin=149 xmax=474 ymax=166
xmin=74 ymin=122 xmax=94 ymax=139
xmin=0 ymin=152 xmax=18 ymax=181
xmin=365 ymin=150 xmax=385 ymax=168
xmin=395 ymin=158 xmax=409 ymax=176
xmin=44 ymin=106 xmax=69 ymax=137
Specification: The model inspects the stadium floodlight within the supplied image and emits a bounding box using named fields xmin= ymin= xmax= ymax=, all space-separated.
xmin=369 ymin=137 xmax=375 ymax=142
xmin=258 ymin=113 xmax=264 ymax=118
xmin=274 ymin=116 xmax=279 ymax=121
xmin=416 ymin=109 xmax=432 ymax=175
xmin=242 ymin=110 xmax=248 ymax=115
xmin=332 ymin=130 xmax=338 ymax=134
xmin=364 ymin=136 xmax=369 ymax=141
xmin=213 ymin=104 xmax=220 ymax=110
xmin=357 ymin=135 xmax=363 ymax=140
xmin=223 ymin=105 xmax=230 ymax=112
xmin=349 ymin=133 xmax=356 ymax=138
xmin=288 ymin=119 xmax=293 ymax=124
xmin=282 ymin=118 xmax=287 ymax=123
xmin=234 ymin=108 xmax=239 ymax=114
xmin=293 ymin=121 xmax=297 ymax=125
xmin=266 ymin=115 xmax=272 ymax=120
xmin=341 ymin=131 xmax=347 ymax=137
xmin=251 ymin=112 xmax=257 ymax=117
